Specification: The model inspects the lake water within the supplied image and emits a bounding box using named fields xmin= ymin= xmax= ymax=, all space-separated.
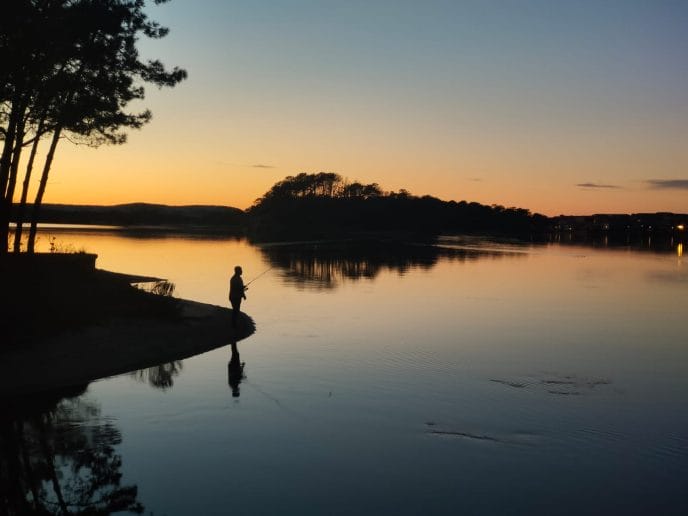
xmin=2 ymin=229 xmax=687 ymax=515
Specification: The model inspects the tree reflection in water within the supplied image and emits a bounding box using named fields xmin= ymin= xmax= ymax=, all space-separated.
xmin=130 ymin=361 xmax=183 ymax=390
xmin=0 ymin=387 xmax=143 ymax=515
xmin=259 ymin=240 xmax=518 ymax=289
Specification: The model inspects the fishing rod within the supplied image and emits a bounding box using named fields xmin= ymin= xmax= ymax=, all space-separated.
xmin=245 ymin=266 xmax=273 ymax=287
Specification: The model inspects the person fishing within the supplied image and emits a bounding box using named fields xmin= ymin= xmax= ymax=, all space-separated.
xmin=229 ymin=265 xmax=247 ymax=327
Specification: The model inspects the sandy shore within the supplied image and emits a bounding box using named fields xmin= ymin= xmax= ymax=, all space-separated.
xmin=0 ymin=298 xmax=254 ymax=398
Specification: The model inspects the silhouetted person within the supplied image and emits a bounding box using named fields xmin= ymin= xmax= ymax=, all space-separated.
xmin=229 ymin=265 xmax=247 ymax=327
xmin=227 ymin=341 xmax=245 ymax=397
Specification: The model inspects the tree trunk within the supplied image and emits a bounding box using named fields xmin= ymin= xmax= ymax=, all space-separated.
xmin=36 ymin=416 xmax=70 ymax=515
xmin=0 ymin=421 xmax=31 ymax=514
xmin=5 ymin=116 xmax=26 ymax=205
xmin=13 ymin=119 xmax=44 ymax=253
xmin=0 ymin=116 xmax=27 ymax=254
xmin=0 ymin=103 xmax=20 ymax=255
xmin=27 ymin=126 xmax=61 ymax=254
xmin=0 ymin=103 xmax=20 ymax=196
xmin=17 ymin=421 xmax=43 ymax=513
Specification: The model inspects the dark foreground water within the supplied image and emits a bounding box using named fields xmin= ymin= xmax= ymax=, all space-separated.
xmin=2 ymin=230 xmax=687 ymax=515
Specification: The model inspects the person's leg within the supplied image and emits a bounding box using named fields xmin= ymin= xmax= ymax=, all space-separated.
xmin=230 ymin=298 xmax=241 ymax=327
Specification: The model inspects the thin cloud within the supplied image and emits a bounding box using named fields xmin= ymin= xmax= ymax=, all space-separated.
xmin=646 ymin=179 xmax=688 ymax=190
xmin=576 ymin=182 xmax=620 ymax=189
xmin=214 ymin=161 xmax=277 ymax=169
xmin=467 ymin=177 xmax=483 ymax=182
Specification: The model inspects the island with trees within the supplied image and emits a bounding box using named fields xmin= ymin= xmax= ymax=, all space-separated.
xmin=246 ymin=172 xmax=548 ymax=241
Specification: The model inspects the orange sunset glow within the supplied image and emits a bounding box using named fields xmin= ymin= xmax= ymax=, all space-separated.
xmin=13 ymin=2 xmax=688 ymax=215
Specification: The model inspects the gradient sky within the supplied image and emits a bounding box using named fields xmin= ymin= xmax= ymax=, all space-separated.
xmin=43 ymin=0 xmax=688 ymax=215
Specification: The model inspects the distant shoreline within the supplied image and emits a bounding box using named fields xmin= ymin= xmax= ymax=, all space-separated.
xmin=12 ymin=202 xmax=686 ymax=242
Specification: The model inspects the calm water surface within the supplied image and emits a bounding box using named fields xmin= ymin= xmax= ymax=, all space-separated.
xmin=4 ymin=230 xmax=687 ymax=515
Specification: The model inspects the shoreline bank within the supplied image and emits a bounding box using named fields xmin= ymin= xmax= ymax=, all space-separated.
xmin=0 ymin=254 xmax=255 ymax=398
xmin=0 ymin=297 xmax=254 ymax=398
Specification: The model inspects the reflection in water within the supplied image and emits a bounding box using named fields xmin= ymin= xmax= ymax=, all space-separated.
xmin=552 ymin=231 xmax=686 ymax=255
xmin=14 ymin=230 xmax=686 ymax=515
xmin=259 ymin=240 xmax=518 ymax=289
xmin=130 ymin=361 xmax=183 ymax=390
xmin=0 ymin=388 xmax=143 ymax=515
xmin=678 ymin=243 xmax=683 ymax=258
xmin=227 ymin=342 xmax=246 ymax=398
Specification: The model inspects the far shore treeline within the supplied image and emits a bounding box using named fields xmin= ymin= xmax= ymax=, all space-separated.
xmin=247 ymin=172 xmax=546 ymax=240
xmin=9 ymin=172 xmax=546 ymax=240
xmin=9 ymin=172 xmax=688 ymax=244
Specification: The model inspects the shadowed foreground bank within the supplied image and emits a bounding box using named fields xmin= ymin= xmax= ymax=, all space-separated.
xmin=0 ymin=254 xmax=254 ymax=397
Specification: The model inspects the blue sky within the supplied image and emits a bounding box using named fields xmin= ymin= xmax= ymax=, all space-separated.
xmin=53 ymin=0 xmax=688 ymax=213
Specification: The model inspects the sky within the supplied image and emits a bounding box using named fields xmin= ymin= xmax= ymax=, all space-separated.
xmin=44 ymin=0 xmax=688 ymax=215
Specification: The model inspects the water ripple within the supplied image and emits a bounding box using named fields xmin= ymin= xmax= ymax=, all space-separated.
xmin=490 ymin=373 xmax=613 ymax=396
xmin=424 ymin=422 xmax=541 ymax=446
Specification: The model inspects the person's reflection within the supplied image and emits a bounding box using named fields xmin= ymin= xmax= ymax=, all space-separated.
xmin=227 ymin=341 xmax=245 ymax=397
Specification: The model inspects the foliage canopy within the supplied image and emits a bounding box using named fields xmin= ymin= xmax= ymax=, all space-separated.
xmin=1 ymin=0 xmax=186 ymax=253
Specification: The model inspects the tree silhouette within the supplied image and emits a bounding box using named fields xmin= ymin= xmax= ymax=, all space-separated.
xmin=130 ymin=360 xmax=183 ymax=390
xmin=248 ymin=173 xmax=547 ymax=241
xmin=0 ymin=391 xmax=144 ymax=514
xmin=0 ymin=0 xmax=187 ymax=253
